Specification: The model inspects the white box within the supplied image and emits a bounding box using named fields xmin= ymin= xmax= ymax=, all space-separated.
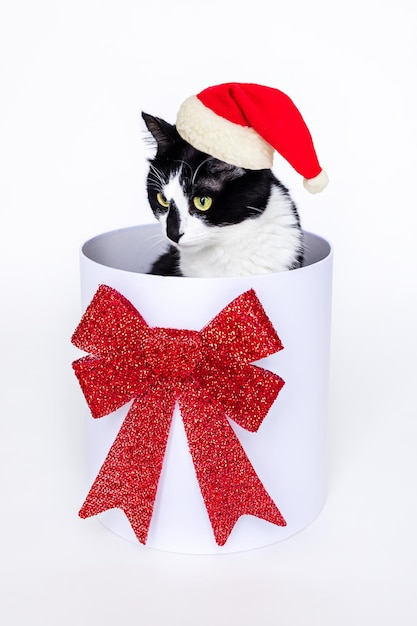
xmin=74 ymin=224 xmax=333 ymax=554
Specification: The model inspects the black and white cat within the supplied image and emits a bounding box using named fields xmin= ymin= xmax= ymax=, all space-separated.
xmin=142 ymin=112 xmax=304 ymax=277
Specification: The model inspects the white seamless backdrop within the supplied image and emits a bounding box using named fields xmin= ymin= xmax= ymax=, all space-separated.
xmin=0 ymin=1 xmax=416 ymax=625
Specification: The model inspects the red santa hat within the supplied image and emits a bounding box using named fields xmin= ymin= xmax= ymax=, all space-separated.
xmin=176 ymin=82 xmax=329 ymax=194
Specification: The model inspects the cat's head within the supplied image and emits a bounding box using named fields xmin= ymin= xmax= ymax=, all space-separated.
xmin=142 ymin=112 xmax=273 ymax=250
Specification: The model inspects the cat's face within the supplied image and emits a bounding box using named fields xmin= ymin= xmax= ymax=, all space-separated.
xmin=142 ymin=113 xmax=272 ymax=250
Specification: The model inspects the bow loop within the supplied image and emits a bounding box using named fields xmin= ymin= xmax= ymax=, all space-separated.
xmin=71 ymin=284 xmax=149 ymax=358
xmin=200 ymin=289 xmax=284 ymax=366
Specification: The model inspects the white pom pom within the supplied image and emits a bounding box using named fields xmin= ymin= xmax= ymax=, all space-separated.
xmin=303 ymin=170 xmax=329 ymax=194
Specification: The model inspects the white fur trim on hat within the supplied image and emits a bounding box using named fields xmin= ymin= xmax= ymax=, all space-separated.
xmin=176 ymin=95 xmax=274 ymax=169
xmin=303 ymin=170 xmax=329 ymax=194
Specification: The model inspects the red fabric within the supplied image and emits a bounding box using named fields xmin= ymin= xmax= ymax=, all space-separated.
xmin=198 ymin=82 xmax=322 ymax=179
xmin=72 ymin=285 xmax=286 ymax=546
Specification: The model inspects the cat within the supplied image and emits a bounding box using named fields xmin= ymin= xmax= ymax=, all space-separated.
xmin=142 ymin=112 xmax=304 ymax=278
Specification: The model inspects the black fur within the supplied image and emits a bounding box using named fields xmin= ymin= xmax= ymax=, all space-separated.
xmin=149 ymin=245 xmax=181 ymax=276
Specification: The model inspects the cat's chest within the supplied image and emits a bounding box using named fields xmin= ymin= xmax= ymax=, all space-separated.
xmin=179 ymin=238 xmax=266 ymax=277
xmin=178 ymin=194 xmax=303 ymax=277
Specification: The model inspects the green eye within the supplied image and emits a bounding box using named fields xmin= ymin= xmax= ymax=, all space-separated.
xmin=157 ymin=192 xmax=169 ymax=208
xmin=193 ymin=196 xmax=213 ymax=211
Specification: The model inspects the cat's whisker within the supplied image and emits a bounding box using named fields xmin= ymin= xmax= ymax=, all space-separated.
xmin=146 ymin=232 xmax=167 ymax=251
xmin=191 ymin=157 xmax=215 ymax=185
xmin=148 ymin=181 xmax=163 ymax=192
xmin=173 ymin=160 xmax=193 ymax=178
xmin=148 ymin=175 xmax=164 ymax=188
xmin=246 ymin=205 xmax=264 ymax=215
xmin=149 ymin=164 xmax=166 ymax=186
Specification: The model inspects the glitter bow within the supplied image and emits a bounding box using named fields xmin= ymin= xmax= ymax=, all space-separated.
xmin=72 ymin=285 xmax=286 ymax=546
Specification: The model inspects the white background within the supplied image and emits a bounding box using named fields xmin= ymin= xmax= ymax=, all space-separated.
xmin=1 ymin=1 xmax=416 ymax=624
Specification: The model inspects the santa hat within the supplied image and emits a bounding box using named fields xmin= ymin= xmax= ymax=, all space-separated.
xmin=176 ymin=83 xmax=328 ymax=194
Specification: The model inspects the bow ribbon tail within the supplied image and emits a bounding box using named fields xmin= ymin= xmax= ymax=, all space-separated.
xmin=79 ymin=384 xmax=176 ymax=544
xmin=179 ymin=385 xmax=286 ymax=547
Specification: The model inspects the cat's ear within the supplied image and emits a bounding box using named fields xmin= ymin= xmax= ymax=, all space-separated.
xmin=142 ymin=112 xmax=176 ymax=157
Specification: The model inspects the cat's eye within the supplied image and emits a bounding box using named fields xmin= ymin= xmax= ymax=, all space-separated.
xmin=193 ymin=196 xmax=213 ymax=211
xmin=156 ymin=192 xmax=169 ymax=208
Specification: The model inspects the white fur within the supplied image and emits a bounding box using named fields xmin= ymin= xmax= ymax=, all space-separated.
xmin=158 ymin=172 xmax=302 ymax=277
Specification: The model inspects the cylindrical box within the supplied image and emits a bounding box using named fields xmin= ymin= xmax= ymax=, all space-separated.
xmin=76 ymin=224 xmax=333 ymax=554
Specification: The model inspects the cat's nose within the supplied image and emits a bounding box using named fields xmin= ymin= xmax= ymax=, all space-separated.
xmin=166 ymin=204 xmax=183 ymax=243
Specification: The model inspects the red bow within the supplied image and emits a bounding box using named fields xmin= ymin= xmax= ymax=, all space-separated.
xmin=72 ymin=285 xmax=286 ymax=546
